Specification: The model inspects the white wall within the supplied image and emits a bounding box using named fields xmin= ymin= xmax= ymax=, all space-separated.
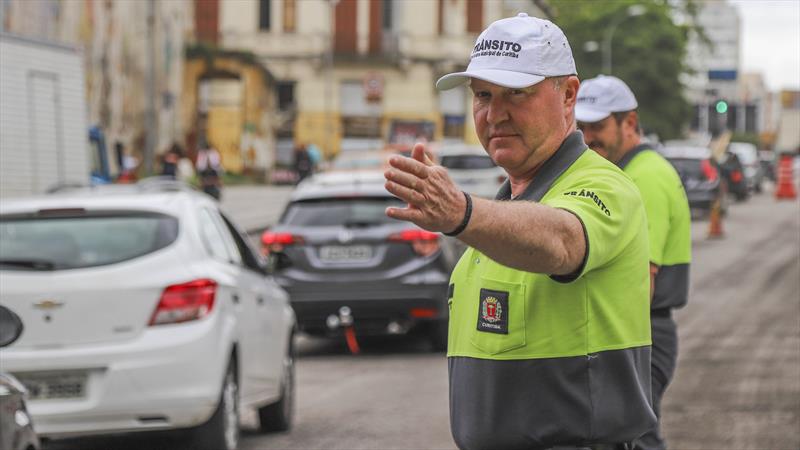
xmin=0 ymin=34 xmax=89 ymax=197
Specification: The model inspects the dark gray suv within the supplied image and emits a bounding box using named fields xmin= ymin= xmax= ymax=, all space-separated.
xmin=262 ymin=172 xmax=460 ymax=350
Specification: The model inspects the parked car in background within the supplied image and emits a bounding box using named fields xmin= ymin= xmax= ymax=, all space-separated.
xmin=0 ymin=305 xmax=41 ymax=450
xmin=0 ymin=179 xmax=296 ymax=450
xmin=262 ymin=171 xmax=459 ymax=351
xmin=728 ymin=142 xmax=764 ymax=193
xmin=437 ymin=144 xmax=506 ymax=199
xmin=759 ymin=151 xmax=776 ymax=182
xmin=719 ymin=151 xmax=749 ymax=201
xmin=659 ymin=145 xmax=725 ymax=216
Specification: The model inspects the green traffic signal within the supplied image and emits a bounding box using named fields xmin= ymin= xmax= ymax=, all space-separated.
xmin=715 ymin=100 xmax=728 ymax=114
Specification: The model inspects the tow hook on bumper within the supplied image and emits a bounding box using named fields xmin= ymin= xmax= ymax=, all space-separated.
xmin=327 ymin=306 xmax=360 ymax=354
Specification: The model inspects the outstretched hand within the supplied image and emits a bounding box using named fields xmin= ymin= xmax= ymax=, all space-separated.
xmin=384 ymin=143 xmax=466 ymax=233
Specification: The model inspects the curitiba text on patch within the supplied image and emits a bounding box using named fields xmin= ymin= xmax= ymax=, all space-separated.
xmin=563 ymin=189 xmax=611 ymax=216
xmin=471 ymin=39 xmax=522 ymax=59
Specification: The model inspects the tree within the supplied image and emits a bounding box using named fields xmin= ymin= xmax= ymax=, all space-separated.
xmin=550 ymin=0 xmax=701 ymax=140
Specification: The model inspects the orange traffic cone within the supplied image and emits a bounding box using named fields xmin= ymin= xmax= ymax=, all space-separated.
xmin=708 ymin=197 xmax=724 ymax=239
xmin=775 ymin=153 xmax=797 ymax=200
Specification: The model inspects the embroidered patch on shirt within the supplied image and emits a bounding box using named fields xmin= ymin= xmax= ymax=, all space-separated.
xmin=476 ymin=288 xmax=509 ymax=334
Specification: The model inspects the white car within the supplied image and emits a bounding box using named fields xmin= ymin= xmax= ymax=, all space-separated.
xmin=437 ymin=144 xmax=506 ymax=199
xmin=0 ymin=180 xmax=296 ymax=450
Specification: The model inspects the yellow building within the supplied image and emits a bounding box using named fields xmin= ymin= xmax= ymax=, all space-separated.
xmin=182 ymin=46 xmax=277 ymax=175
xmin=217 ymin=0 xmax=551 ymax=163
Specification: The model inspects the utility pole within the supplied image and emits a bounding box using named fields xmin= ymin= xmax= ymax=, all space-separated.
xmin=144 ymin=0 xmax=157 ymax=174
xmin=325 ymin=0 xmax=339 ymax=159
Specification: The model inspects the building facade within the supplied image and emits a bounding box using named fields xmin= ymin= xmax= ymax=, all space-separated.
xmin=0 ymin=0 xmax=194 ymax=174
xmin=685 ymin=0 xmax=768 ymax=140
xmin=216 ymin=0 xmax=550 ymax=164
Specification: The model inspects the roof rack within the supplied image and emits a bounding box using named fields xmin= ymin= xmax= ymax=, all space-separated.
xmin=45 ymin=177 xmax=197 ymax=195
xmin=135 ymin=177 xmax=198 ymax=193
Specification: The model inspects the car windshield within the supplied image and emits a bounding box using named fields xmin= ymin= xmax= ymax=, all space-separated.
xmin=0 ymin=212 xmax=179 ymax=270
xmin=441 ymin=155 xmax=496 ymax=170
xmin=281 ymin=198 xmax=404 ymax=227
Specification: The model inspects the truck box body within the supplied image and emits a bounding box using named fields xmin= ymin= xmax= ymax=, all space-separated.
xmin=0 ymin=32 xmax=89 ymax=197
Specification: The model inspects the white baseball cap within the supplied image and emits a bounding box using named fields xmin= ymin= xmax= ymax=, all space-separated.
xmin=575 ymin=75 xmax=638 ymax=123
xmin=436 ymin=13 xmax=577 ymax=91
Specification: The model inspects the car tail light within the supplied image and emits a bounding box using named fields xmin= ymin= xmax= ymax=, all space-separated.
xmin=730 ymin=169 xmax=743 ymax=183
xmin=149 ymin=279 xmax=217 ymax=326
xmin=701 ymin=159 xmax=718 ymax=182
xmin=261 ymin=231 xmax=304 ymax=256
xmin=410 ymin=307 xmax=438 ymax=318
xmin=388 ymin=229 xmax=440 ymax=257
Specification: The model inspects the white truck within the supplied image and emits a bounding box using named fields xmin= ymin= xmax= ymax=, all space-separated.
xmin=0 ymin=32 xmax=91 ymax=197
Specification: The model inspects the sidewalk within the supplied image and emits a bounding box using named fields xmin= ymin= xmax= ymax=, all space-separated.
xmin=219 ymin=184 xmax=295 ymax=233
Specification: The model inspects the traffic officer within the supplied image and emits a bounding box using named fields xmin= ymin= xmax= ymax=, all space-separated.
xmin=383 ymin=14 xmax=655 ymax=450
xmin=576 ymin=75 xmax=692 ymax=450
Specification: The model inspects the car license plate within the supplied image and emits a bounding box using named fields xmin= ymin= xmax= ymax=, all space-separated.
xmin=14 ymin=370 xmax=88 ymax=400
xmin=319 ymin=245 xmax=372 ymax=262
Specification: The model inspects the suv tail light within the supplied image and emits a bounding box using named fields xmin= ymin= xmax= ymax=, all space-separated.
xmin=701 ymin=159 xmax=718 ymax=182
xmin=730 ymin=169 xmax=743 ymax=183
xmin=149 ymin=279 xmax=217 ymax=326
xmin=261 ymin=231 xmax=304 ymax=256
xmin=388 ymin=229 xmax=440 ymax=257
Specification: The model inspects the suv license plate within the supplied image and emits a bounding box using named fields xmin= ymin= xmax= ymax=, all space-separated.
xmin=319 ymin=245 xmax=372 ymax=262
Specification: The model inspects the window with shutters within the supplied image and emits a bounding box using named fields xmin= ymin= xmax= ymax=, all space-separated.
xmin=259 ymin=0 xmax=271 ymax=31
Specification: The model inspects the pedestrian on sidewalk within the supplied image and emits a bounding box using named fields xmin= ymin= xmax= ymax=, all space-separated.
xmin=196 ymin=140 xmax=224 ymax=200
xmin=384 ymin=14 xmax=655 ymax=450
xmin=576 ymin=75 xmax=692 ymax=450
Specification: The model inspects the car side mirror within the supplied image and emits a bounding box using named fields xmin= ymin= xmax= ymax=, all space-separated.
xmin=0 ymin=305 xmax=24 ymax=348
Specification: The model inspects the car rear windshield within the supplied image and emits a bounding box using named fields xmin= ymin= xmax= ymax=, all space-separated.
xmin=0 ymin=211 xmax=179 ymax=270
xmin=281 ymin=198 xmax=404 ymax=227
xmin=441 ymin=155 xmax=496 ymax=170
xmin=667 ymin=158 xmax=704 ymax=178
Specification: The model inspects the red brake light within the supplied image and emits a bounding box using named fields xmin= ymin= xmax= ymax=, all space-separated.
xmin=149 ymin=279 xmax=217 ymax=326
xmin=388 ymin=229 xmax=440 ymax=257
xmin=410 ymin=307 xmax=438 ymax=318
xmin=261 ymin=231 xmax=304 ymax=256
xmin=701 ymin=159 xmax=718 ymax=182
xmin=731 ymin=170 xmax=743 ymax=183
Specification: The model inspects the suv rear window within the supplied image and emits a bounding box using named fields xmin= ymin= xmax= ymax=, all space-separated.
xmin=0 ymin=212 xmax=178 ymax=270
xmin=441 ymin=155 xmax=496 ymax=170
xmin=667 ymin=158 xmax=704 ymax=178
xmin=281 ymin=198 xmax=404 ymax=227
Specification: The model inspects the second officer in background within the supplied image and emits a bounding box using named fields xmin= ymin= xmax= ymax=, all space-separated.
xmin=576 ymin=75 xmax=692 ymax=450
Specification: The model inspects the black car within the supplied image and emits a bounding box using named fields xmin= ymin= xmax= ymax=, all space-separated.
xmin=262 ymin=171 xmax=459 ymax=350
xmin=660 ymin=145 xmax=724 ymax=215
xmin=0 ymin=306 xmax=41 ymax=450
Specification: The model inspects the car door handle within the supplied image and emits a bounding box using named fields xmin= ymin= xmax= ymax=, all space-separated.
xmin=231 ymin=293 xmax=240 ymax=304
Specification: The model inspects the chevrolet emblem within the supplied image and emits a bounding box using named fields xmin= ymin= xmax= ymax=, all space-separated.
xmin=33 ymin=300 xmax=64 ymax=310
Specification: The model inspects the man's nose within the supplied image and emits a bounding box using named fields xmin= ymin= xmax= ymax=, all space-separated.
xmin=486 ymin=97 xmax=509 ymax=125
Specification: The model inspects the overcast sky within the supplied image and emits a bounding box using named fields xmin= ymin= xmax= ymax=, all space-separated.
xmin=730 ymin=0 xmax=800 ymax=92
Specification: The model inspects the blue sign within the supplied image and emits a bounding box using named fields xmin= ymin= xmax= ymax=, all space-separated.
xmin=708 ymin=70 xmax=737 ymax=81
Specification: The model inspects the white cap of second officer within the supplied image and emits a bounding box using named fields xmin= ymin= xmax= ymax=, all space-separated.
xmin=575 ymin=75 xmax=639 ymax=123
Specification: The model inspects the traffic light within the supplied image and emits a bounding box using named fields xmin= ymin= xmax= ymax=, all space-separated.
xmin=715 ymin=100 xmax=728 ymax=114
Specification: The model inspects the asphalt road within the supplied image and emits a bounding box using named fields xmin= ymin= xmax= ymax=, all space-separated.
xmin=43 ymin=186 xmax=800 ymax=450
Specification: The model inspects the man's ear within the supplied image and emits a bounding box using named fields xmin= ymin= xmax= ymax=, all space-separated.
xmin=624 ymin=111 xmax=640 ymax=136
xmin=563 ymin=76 xmax=580 ymax=107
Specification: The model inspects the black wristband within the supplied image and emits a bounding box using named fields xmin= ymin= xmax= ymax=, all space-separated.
xmin=444 ymin=191 xmax=472 ymax=236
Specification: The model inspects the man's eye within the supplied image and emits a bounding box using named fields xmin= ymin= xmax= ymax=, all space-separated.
xmin=475 ymin=91 xmax=490 ymax=98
